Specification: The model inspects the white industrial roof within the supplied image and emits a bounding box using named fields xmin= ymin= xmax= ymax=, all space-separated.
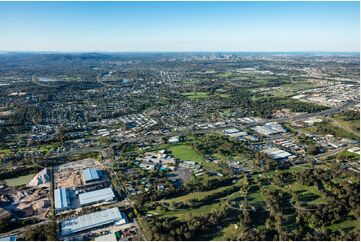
xmin=61 ymin=207 xmax=124 ymax=236
xmin=262 ymin=148 xmax=292 ymax=160
xmin=82 ymin=168 xmax=100 ymax=183
xmin=224 ymin=128 xmax=239 ymax=134
xmin=79 ymin=187 xmax=115 ymax=206
xmin=228 ymin=131 xmax=248 ymax=138
xmin=54 ymin=188 xmax=70 ymax=210
xmin=253 ymin=122 xmax=286 ymax=136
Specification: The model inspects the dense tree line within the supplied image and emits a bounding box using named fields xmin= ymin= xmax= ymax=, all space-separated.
xmin=227 ymin=89 xmax=328 ymax=118
xmin=22 ymin=222 xmax=56 ymax=241
xmin=144 ymin=204 xmax=229 ymax=240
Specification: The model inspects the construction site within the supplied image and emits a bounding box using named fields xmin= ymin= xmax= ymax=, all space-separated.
xmin=54 ymin=158 xmax=109 ymax=189
xmin=0 ymin=168 xmax=51 ymax=220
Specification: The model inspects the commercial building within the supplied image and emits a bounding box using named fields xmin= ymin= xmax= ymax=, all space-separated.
xmin=82 ymin=168 xmax=100 ymax=184
xmin=261 ymin=148 xmax=294 ymax=160
xmin=60 ymin=207 xmax=126 ymax=236
xmin=224 ymin=128 xmax=248 ymax=138
xmin=54 ymin=188 xmax=70 ymax=213
xmin=168 ymin=136 xmax=179 ymax=143
xmin=79 ymin=187 xmax=116 ymax=207
xmin=252 ymin=122 xmax=286 ymax=136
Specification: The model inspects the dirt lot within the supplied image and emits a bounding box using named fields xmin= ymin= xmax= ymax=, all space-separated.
xmin=54 ymin=158 xmax=105 ymax=189
xmin=0 ymin=186 xmax=50 ymax=219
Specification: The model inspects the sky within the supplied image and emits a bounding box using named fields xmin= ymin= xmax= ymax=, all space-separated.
xmin=0 ymin=1 xmax=359 ymax=52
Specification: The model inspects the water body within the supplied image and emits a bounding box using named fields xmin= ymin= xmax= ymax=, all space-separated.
xmin=4 ymin=173 xmax=35 ymax=186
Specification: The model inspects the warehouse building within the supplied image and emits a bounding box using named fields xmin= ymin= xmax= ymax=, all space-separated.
xmin=224 ymin=128 xmax=248 ymax=138
xmin=54 ymin=188 xmax=70 ymax=213
xmin=79 ymin=187 xmax=116 ymax=207
xmin=261 ymin=147 xmax=295 ymax=160
xmin=82 ymin=168 xmax=100 ymax=184
xmin=252 ymin=122 xmax=286 ymax=136
xmin=60 ymin=207 xmax=127 ymax=236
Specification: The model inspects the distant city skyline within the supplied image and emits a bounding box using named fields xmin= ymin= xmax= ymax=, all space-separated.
xmin=0 ymin=1 xmax=359 ymax=52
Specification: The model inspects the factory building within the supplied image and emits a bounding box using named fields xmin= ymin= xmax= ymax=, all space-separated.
xmin=252 ymin=122 xmax=286 ymax=136
xmin=224 ymin=128 xmax=248 ymax=138
xmin=54 ymin=188 xmax=70 ymax=213
xmin=261 ymin=147 xmax=295 ymax=160
xmin=60 ymin=207 xmax=127 ymax=236
xmin=78 ymin=187 xmax=116 ymax=207
xmin=82 ymin=168 xmax=100 ymax=184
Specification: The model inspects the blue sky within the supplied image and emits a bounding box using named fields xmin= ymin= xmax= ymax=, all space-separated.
xmin=0 ymin=1 xmax=359 ymax=52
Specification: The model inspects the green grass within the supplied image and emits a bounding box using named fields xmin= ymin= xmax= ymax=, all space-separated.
xmin=163 ymin=183 xmax=236 ymax=203
xmin=217 ymin=93 xmax=230 ymax=98
xmin=160 ymin=203 xmax=221 ymax=220
xmin=327 ymin=218 xmax=359 ymax=232
xmin=334 ymin=119 xmax=359 ymax=133
xmin=4 ymin=174 xmax=35 ymax=186
xmin=301 ymin=122 xmax=359 ymax=140
xmin=165 ymin=144 xmax=204 ymax=163
xmin=211 ymin=222 xmax=238 ymax=241
xmin=337 ymin=150 xmax=360 ymax=161
xmin=287 ymin=182 xmax=326 ymax=205
xmin=0 ymin=149 xmax=12 ymax=156
xmin=247 ymin=191 xmax=264 ymax=203
xmin=181 ymin=92 xmax=209 ymax=99
xmin=216 ymin=72 xmax=232 ymax=78
xmin=181 ymin=91 xmax=230 ymax=100
xmin=281 ymin=81 xmax=318 ymax=90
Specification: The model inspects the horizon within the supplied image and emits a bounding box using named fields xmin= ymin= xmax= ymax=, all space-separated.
xmin=0 ymin=1 xmax=359 ymax=52
xmin=0 ymin=50 xmax=360 ymax=54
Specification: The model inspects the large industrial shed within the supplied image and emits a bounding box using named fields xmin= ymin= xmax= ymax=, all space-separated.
xmin=54 ymin=188 xmax=70 ymax=213
xmin=82 ymin=168 xmax=100 ymax=184
xmin=79 ymin=187 xmax=116 ymax=207
xmin=60 ymin=207 xmax=126 ymax=236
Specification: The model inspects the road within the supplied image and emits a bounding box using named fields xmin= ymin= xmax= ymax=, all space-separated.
xmin=315 ymin=144 xmax=356 ymax=160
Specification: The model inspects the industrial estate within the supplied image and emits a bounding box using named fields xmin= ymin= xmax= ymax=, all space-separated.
xmin=0 ymin=51 xmax=359 ymax=241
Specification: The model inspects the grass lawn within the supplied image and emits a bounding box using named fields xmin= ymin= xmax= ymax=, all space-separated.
xmin=181 ymin=92 xmax=209 ymax=99
xmin=163 ymin=183 xmax=236 ymax=203
xmin=337 ymin=150 xmax=360 ymax=161
xmin=281 ymin=81 xmax=318 ymax=90
xmin=0 ymin=149 xmax=12 ymax=156
xmin=332 ymin=118 xmax=359 ymax=134
xmin=160 ymin=203 xmax=222 ymax=220
xmin=263 ymin=164 xmax=309 ymax=178
xmin=211 ymin=222 xmax=238 ymax=241
xmin=4 ymin=174 xmax=35 ymax=186
xmin=247 ymin=191 xmax=264 ymax=203
xmin=166 ymin=144 xmax=204 ymax=163
xmin=327 ymin=218 xmax=360 ymax=232
xmin=301 ymin=121 xmax=359 ymax=140
xmin=287 ymin=182 xmax=326 ymax=205
xmin=159 ymin=142 xmax=221 ymax=171
xmin=217 ymin=93 xmax=230 ymax=98
xmin=181 ymin=91 xmax=231 ymax=100
xmin=216 ymin=72 xmax=233 ymax=78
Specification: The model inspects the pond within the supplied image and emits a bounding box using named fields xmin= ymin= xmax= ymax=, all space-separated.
xmin=4 ymin=173 xmax=35 ymax=186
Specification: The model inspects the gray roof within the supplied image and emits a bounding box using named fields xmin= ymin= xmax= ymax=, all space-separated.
xmin=61 ymin=207 xmax=124 ymax=236
xmin=262 ymin=148 xmax=292 ymax=160
xmin=79 ymin=187 xmax=115 ymax=206
xmin=54 ymin=188 xmax=70 ymax=210
xmin=82 ymin=168 xmax=100 ymax=182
